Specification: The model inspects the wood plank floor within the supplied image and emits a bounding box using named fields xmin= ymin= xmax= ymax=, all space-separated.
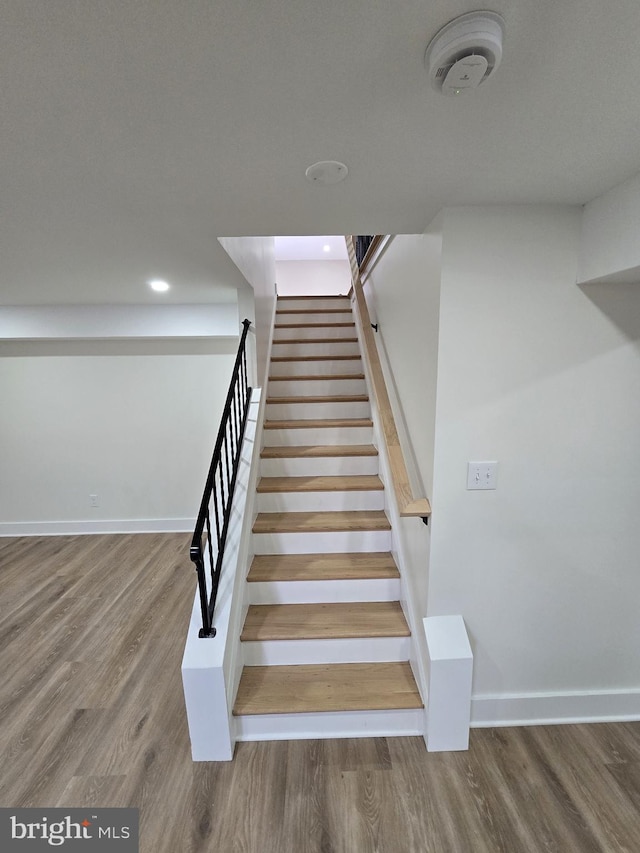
xmin=2 ymin=533 xmax=640 ymax=853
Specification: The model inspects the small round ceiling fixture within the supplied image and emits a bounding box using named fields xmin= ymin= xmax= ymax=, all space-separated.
xmin=425 ymin=11 xmax=504 ymax=95
xmin=305 ymin=161 xmax=348 ymax=185
xmin=149 ymin=279 xmax=170 ymax=292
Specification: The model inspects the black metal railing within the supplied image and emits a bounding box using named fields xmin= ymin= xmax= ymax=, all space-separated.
xmin=355 ymin=235 xmax=375 ymax=267
xmin=190 ymin=319 xmax=252 ymax=638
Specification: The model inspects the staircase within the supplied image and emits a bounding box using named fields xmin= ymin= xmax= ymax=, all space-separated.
xmin=232 ymin=294 xmax=424 ymax=741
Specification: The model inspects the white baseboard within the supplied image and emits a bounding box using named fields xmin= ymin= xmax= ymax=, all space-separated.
xmin=471 ymin=688 xmax=640 ymax=728
xmin=0 ymin=518 xmax=196 ymax=537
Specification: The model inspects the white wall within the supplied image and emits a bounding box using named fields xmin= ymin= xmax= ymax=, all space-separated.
xmin=427 ymin=205 xmax=640 ymax=722
xmin=578 ymin=169 xmax=640 ymax=284
xmin=275 ymin=260 xmax=351 ymax=296
xmin=218 ymin=237 xmax=276 ymax=387
xmin=0 ymin=304 xmax=238 ymax=340
xmin=0 ymin=351 xmax=235 ymax=533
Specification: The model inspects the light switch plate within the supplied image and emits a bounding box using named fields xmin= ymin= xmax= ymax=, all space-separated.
xmin=467 ymin=462 xmax=497 ymax=490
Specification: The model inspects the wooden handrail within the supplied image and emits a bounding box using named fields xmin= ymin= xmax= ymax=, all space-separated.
xmin=346 ymin=236 xmax=431 ymax=521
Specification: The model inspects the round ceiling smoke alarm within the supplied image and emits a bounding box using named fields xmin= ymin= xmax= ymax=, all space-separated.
xmin=425 ymin=11 xmax=504 ymax=95
xmin=305 ymin=161 xmax=348 ymax=185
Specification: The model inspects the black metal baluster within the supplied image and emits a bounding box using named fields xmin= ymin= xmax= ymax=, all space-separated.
xmin=189 ymin=319 xmax=253 ymax=638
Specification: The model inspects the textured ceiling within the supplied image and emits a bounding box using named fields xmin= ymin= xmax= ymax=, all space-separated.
xmin=2 ymin=0 xmax=640 ymax=304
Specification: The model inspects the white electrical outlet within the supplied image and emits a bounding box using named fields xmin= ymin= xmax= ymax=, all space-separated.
xmin=89 ymin=494 xmax=99 ymax=507
xmin=467 ymin=462 xmax=497 ymax=490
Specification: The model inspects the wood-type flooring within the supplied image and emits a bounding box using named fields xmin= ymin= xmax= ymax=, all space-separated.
xmin=2 ymin=533 xmax=640 ymax=852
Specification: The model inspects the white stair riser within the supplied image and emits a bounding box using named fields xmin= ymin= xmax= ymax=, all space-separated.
xmin=252 ymin=529 xmax=392 ymax=554
xmin=266 ymin=401 xmax=370 ymax=420
xmin=262 ymin=426 xmax=373 ymax=446
xmin=247 ymin=577 xmax=401 ymax=605
xmin=271 ymin=341 xmax=360 ymax=357
xmin=260 ymin=456 xmax=379 ymax=477
xmin=270 ymin=358 xmax=362 ymax=377
xmin=268 ymin=377 xmax=366 ymax=397
xmin=242 ymin=636 xmax=410 ymax=666
xmin=257 ymin=490 xmax=384 ymax=513
xmin=275 ymin=312 xmax=353 ymax=325
xmin=277 ymin=298 xmax=351 ymax=312
xmin=273 ymin=325 xmax=356 ymax=341
xmin=235 ymin=708 xmax=424 ymax=742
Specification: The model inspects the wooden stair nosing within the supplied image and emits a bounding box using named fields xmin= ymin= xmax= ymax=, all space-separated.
xmin=240 ymin=601 xmax=409 ymax=642
xmin=256 ymin=475 xmax=384 ymax=493
xmin=271 ymin=337 xmax=359 ymax=345
xmin=266 ymin=394 xmax=369 ymax=404
xmin=247 ymin=552 xmax=400 ymax=582
xmin=260 ymin=444 xmax=378 ymax=459
xmin=232 ymin=662 xmax=423 ymax=716
xmin=252 ymin=510 xmax=391 ymax=534
xmin=268 ymin=373 xmax=365 ymax=382
xmin=270 ymin=355 xmax=362 ymax=363
xmin=276 ymin=308 xmax=353 ymax=315
xmin=263 ymin=418 xmax=373 ymax=430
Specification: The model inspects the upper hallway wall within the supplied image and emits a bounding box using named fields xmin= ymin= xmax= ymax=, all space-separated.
xmin=578 ymin=169 xmax=640 ymax=285
xmin=275 ymin=260 xmax=351 ymax=296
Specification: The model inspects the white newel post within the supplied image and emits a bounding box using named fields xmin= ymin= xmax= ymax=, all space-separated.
xmin=424 ymin=615 xmax=473 ymax=752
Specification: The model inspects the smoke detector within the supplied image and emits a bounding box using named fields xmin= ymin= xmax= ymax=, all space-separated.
xmin=425 ymin=11 xmax=504 ymax=95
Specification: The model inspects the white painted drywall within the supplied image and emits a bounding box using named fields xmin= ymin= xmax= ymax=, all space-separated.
xmin=428 ymin=205 xmax=640 ymax=718
xmin=275 ymin=260 xmax=351 ymax=296
xmin=0 ymin=304 xmax=238 ymax=339
xmin=578 ymin=169 xmax=640 ymax=284
xmin=218 ymin=237 xmax=276 ymax=387
xmin=0 ymin=351 xmax=235 ymax=531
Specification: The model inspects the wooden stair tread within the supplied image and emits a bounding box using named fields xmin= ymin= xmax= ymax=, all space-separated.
xmin=261 ymin=444 xmax=378 ymax=459
xmin=270 ymin=355 xmax=361 ymax=362
xmin=253 ymin=510 xmax=391 ymax=534
xmin=241 ymin=601 xmax=409 ymax=641
xmin=257 ymin=475 xmax=383 ymax=493
xmin=277 ymin=295 xmax=350 ymax=301
xmin=233 ymin=662 xmax=423 ymax=715
xmin=263 ymin=418 xmax=373 ymax=429
xmin=276 ymin=296 xmax=351 ymax=310
xmin=269 ymin=373 xmax=365 ymax=381
xmin=267 ymin=394 xmax=369 ymax=404
xmin=274 ymin=322 xmax=355 ymax=329
xmin=247 ymin=552 xmax=400 ymax=582
xmin=272 ymin=335 xmax=358 ymax=342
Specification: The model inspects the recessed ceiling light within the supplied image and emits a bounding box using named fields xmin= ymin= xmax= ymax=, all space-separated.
xmin=305 ymin=161 xmax=348 ymax=185
xmin=323 ymin=244 xmax=331 ymax=253
xmin=149 ymin=279 xmax=170 ymax=292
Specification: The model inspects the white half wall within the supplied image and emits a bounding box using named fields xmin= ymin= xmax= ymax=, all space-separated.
xmin=0 ymin=351 xmax=235 ymax=531
xmin=275 ymin=260 xmax=351 ymax=296
xmin=578 ymin=169 xmax=640 ymax=285
xmin=428 ymin=205 xmax=640 ymax=721
xmin=218 ymin=237 xmax=276 ymax=388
